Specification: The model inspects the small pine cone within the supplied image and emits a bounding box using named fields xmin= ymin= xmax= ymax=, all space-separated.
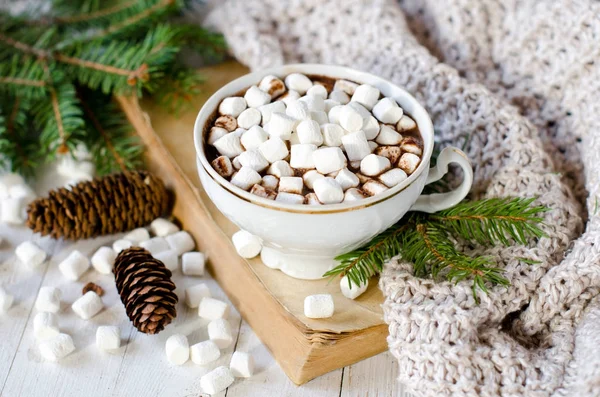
xmin=114 ymin=247 xmax=178 ymax=334
xmin=27 ymin=171 xmax=169 ymax=240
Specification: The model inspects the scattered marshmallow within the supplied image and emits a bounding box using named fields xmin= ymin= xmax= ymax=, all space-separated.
xmin=375 ymin=125 xmax=403 ymax=145
xmin=351 ymin=84 xmax=380 ymax=110
xmin=39 ymin=333 xmax=75 ymax=361
xmin=201 ymin=366 xmax=235 ymax=395
xmin=208 ymin=318 xmax=234 ymax=348
xmin=140 ymin=236 xmax=170 ymax=256
xmin=15 ymin=241 xmax=46 ymax=268
xmin=284 ymin=73 xmax=313 ymax=94
xmin=150 ymin=218 xmax=179 ymax=237
xmin=232 ymin=230 xmax=262 ymax=259
xmin=396 ymin=114 xmax=417 ymax=131
xmin=231 ymin=167 xmax=262 ymax=191
xmin=36 ymin=286 xmax=61 ymax=313
xmin=123 ymin=228 xmax=150 ymax=244
xmin=329 ymin=90 xmax=350 ymax=104
xmin=279 ymin=176 xmax=304 ymax=195
xmin=342 ymin=131 xmax=371 ymax=161
xmin=214 ymin=115 xmax=237 ymax=132
xmin=303 ymin=170 xmax=325 ymax=190
xmin=375 ymin=145 xmax=402 ymax=165
xmin=230 ymin=351 xmax=254 ymax=378
xmin=267 ymin=160 xmax=294 ymax=178
xmin=305 ymin=193 xmax=321 ymax=205
xmin=33 ymin=312 xmax=59 ymax=340
xmin=259 ymin=138 xmax=289 ymax=163
xmin=214 ymin=133 xmax=244 ymax=158
xmin=290 ymin=144 xmax=317 ymax=169
xmin=261 ymin=175 xmax=279 ymax=190
xmin=244 ymin=85 xmax=271 ymax=108
xmin=361 ymin=154 xmax=391 ymax=176
xmin=9 ymin=184 xmax=36 ymax=205
xmin=96 ymin=326 xmax=121 ymax=351
xmin=297 ymin=119 xmax=323 ymax=146
xmin=212 ymin=156 xmax=234 ymax=178
xmin=208 ymin=127 xmax=228 ymax=146
xmin=191 ymin=340 xmax=221 ymax=365
xmin=219 ymin=97 xmax=247 ymax=117
xmin=321 ymin=124 xmax=345 ymax=147
xmin=237 ymin=108 xmax=262 ymax=129
xmin=313 ymin=178 xmax=344 ymax=204
xmin=71 ymin=291 xmax=103 ymax=320
xmin=398 ymin=153 xmax=421 ymax=175
xmin=307 ymin=84 xmax=328 ymax=98
xmin=401 ymin=137 xmax=423 ymax=156
xmin=372 ymin=97 xmax=403 ymax=124
xmin=1 ymin=198 xmax=23 ymax=224
xmin=334 ymin=79 xmax=359 ymax=95
xmin=198 ymin=297 xmax=229 ymax=321
xmin=113 ymin=239 xmax=132 ymax=253
xmin=276 ymin=192 xmax=305 ymax=204
xmin=91 ymin=246 xmax=117 ymax=274
xmin=259 ymin=75 xmax=286 ymax=97
xmin=362 ymin=180 xmax=389 ymax=196
xmin=58 ymin=250 xmax=90 ymax=281
xmin=0 ymin=286 xmax=14 ymax=314
xmin=304 ymin=294 xmax=334 ymax=319
xmin=185 ymin=283 xmax=211 ymax=308
xmin=344 ymin=188 xmax=366 ymax=202
xmin=379 ymin=168 xmax=408 ymax=187
xmin=155 ymin=250 xmax=178 ymax=272
xmin=340 ymin=275 xmax=368 ymax=299
xmin=339 ymin=105 xmax=363 ymax=133
xmin=335 ymin=168 xmax=360 ymax=190
xmin=240 ymin=125 xmax=269 ymax=150
xmin=182 ymin=252 xmax=205 ymax=276
xmin=165 ymin=334 xmax=189 ymax=365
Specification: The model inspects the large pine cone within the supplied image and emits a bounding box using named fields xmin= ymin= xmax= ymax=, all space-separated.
xmin=27 ymin=171 xmax=169 ymax=240
xmin=114 ymin=247 xmax=178 ymax=334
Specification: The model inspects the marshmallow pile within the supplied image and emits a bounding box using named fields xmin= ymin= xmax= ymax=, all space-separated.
xmin=207 ymin=74 xmax=423 ymax=205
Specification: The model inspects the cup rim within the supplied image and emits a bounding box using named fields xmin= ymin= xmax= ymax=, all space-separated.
xmin=193 ymin=63 xmax=434 ymax=214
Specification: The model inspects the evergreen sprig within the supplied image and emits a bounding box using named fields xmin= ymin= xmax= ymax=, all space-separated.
xmin=325 ymin=197 xmax=547 ymax=301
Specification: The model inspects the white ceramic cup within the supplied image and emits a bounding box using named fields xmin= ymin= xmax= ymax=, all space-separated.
xmin=194 ymin=64 xmax=473 ymax=279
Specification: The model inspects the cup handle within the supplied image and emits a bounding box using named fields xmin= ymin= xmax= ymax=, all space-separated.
xmin=410 ymin=146 xmax=473 ymax=213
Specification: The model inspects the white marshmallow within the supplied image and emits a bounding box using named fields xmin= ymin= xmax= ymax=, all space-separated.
xmin=123 ymin=228 xmax=150 ymax=244
xmin=165 ymin=334 xmax=189 ymax=365
xmin=232 ymin=230 xmax=262 ymax=258
xmin=342 ymin=131 xmax=371 ymax=161
xmin=362 ymin=116 xmax=381 ymax=140
xmin=368 ymin=141 xmax=378 ymax=152
xmin=289 ymin=131 xmax=300 ymax=145
xmin=39 ymin=333 xmax=75 ymax=361
xmin=259 ymin=75 xmax=286 ymax=97
xmin=232 ymin=157 xmax=242 ymax=171
xmin=258 ymin=101 xmax=286 ymax=125
xmin=261 ymin=175 xmax=279 ymax=190
xmin=362 ymin=180 xmax=389 ymax=196
xmin=219 ymin=97 xmax=247 ymax=117
xmin=201 ymin=366 xmax=235 ymax=395
xmin=155 ymin=250 xmax=178 ymax=272
xmin=379 ymin=168 xmax=408 ymax=187
xmin=375 ymin=125 xmax=403 ymax=145
xmin=374 ymin=145 xmax=402 ymax=165
xmin=240 ymin=125 xmax=268 ymax=150
xmin=208 ymin=318 xmax=234 ymax=348
xmin=334 ymin=79 xmax=359 ymax=95
xmin=373 ymin=98 xmax=403 ymax=125
xmin=300 ymin=94 xmax=325 ymax=112
xmin=198 ymin=297 xmax=229 ymax=321
xmin=335 ymin=168 xmax=360 ymax=190
xmin=208 ymin=127 xmax=228 ymax=146
xmin=361 ymin=154 xmax=391 ymax=176
xmin=398 ymin=153 xmax=421 ymax=175
xmin=278 ymin=89 xmax=301 ymax=104
xmin=401 ymin=137 xmax=423 ymax=156
xmin=296 ymin=120 xmax=323 ymax=146
xmin=251 ymin=183 xmax=276 ymax=200
xmin=396 ymin=114 xmax=417 ymax=131
xmin=185 ymin=283 xmax=211 ymax=308
xmin=259 ymin=138 xmax=289 ymax=163
xmin=72 ymin=291 xmax=103 ymax=320
xmin=304 ymin=294 xmax=334 ymax=319
xmin=9 ymin=184 xmax=36 ymax=204
xmin=303 ymin=170 xmax=325 ymax=190
xmin=231 ymin=127 xmax=246 ymax=138
xmin=15 ymin=241 xmax=46 ymax=268
xmin=313 ymin=147 xmax=346 ymax=174
xmin=321 ymin=124 xmax=345 ymax=147
xmin=237 ymin=108 xmax=262 ymax=129
xmin=344 ymin=188 xmax=366 ymax=202
xmin=328 ymin=105 xmax=344 ymax=124
xmin=182 ymin=251 xmax=205 ymax=276
xmin=285 ymin=99 xmax=310 ymax=121
xmin=339 ymin=105 xmax=363 ymax=133
xmin=36 ymin=286 xmax=61 ymax=313
xmin=1 ymin=197 xmax=23 ymax=224
xmin=340 ymin=276 xmax=368 ymax=299
xmin=58 ymin=250 xmax=90 ymax=281
xmin=284 ymin=73 xmax=313 ymax=94
xmin=140 ymin=236 xmax=170 ymax=256
xmin=231 ymin=167 xmax=262 ymax=191
xmin=0 ymin=286 xmax=14 ymax=314
xmin=244 ymin=85 xmax=271 ymax=108
xmin=279 ymin=176 xmax=304 ymax=195
xmin=310 ymin=110 xmax=329 ymax=125
xmin=276 ymin=192 xmax=305 ymax=204
xmin=96 ymin=326 xmax=121 ymax=351
xmin=305 ymin=193 xmax=321 ymax=205
xmin=150 ymin=218 xmax=179 ymax=237
xmin=214 ymin=115 xmax=237 ymax=132
xmin=191 ymin=340 xmax=221 ymax=365
xmin=91 ymin=246 xmax=117 ymax=274
xmin=307 ymin=84 xmax=327 ymax=98
xmin=165 ymin=231 xmax=195 ymax=256
xmin=267 ymin=160 xmax=294 ymax=178
xmin=211 ymin=156 xmax=234 ymax=178
xmin=290 ymin=144 xmax=317 ymax=169
xmin=355 ymin=173 xmax=372 ymax=184
xmin=230 ymin=351 xmax=254 ymax=378
xmin=113 ymin=239 xmax=132 ymax=253
xmin=329 ymin=90 xmax=350 ymax=104
xmin=0 ymin=173 xmax=24 ymax=190
xmin=313 ymin=177 xmax=344 ymax=204
xmin=351 ymin=84 xmax=380 ymax=110
xmin=213 ymin=133 xmax=244 ymax=158
xmin=33 ymin=312 xmax=59 ymax=340
xmin=324 ymin=99 xmax=341 ymax=113
xmin=347 ymin=101 xmax=372 ymax=119
xmin=350 ymin=161 xmax=361 ymax=170
xmin=237 ymin=149 xmax=269 ymax=172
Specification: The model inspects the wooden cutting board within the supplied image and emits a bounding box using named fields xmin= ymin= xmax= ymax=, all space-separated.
xmin=116 ymin=61 xmax=388 ymax=385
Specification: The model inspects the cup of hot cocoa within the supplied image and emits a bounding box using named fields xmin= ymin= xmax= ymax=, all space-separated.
xmin=194 ymin=64 xmax=473 ymax=279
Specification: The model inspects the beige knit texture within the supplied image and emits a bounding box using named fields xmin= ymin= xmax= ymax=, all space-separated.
xmin=208 ymin=1 xmax=600 ymax=395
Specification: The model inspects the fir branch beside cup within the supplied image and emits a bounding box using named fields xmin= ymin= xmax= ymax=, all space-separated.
xmin=325 ymin=197 xmax=548 ymax=301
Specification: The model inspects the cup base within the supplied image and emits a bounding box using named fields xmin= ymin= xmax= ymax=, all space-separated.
xmin=260 ymin=247 xmax=336 ymax=280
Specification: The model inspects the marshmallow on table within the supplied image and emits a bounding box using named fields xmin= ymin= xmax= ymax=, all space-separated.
xmin=9 ymin=184 xmax=36 ymax=204
xmin=39 ymin=333 xmax=75 ymax=361
xmin=213 ymin=133 xmax=244 ymax=158
xmin=307 ymin=84 xmax=328 ymax=98
xmin=124 ymin=228 xmax=150 ymax=244
xmin=313 ymin=177 xmax=344 ymax=204
xmin=218 ymin=97 xmax=247 ymax=117
xmin=91 ymin=246 xmax=117 ymax=274
xmin=155 ymin=250 xmax=178 ymax=272
xmin=276 ymin=192 xmax=305 ymax=204
xmin=310 ymin=110 xmax=329 ymax=125
xmin=230 ymin=351 xmax=254 ymax=378
xmin=305 ymin=193 xmax=321 ymax=205
xmin=361 ymin=154 xmax=391 ymax=176
xmin=321 ymin=124 xmax=345 ymax=147
xmin=237 ymin=149 xmax=269 ymax=172
xmin=72 ymin=291 xmax=103 ymax=320
xmin=36 ymin=286 xmax=61 ymax=313
xmin=396 ymin=114 xmax=417 ymax=131
xmin=0 ymin=286 xmax=13 ymax=313
xmin=401 ymin=137 xmax=423 ymax=155
xmin=327 ymin=105 xmax=344 ymax=124
xmin=165 ymin=334 xmax=189 ymax=365
xmin=334 ymin=79 xmax=359 ymax=95
xmin=185 ymin=283 xmax=211 ymax=308
xmin=344 ymin=188 xmax=366 ymax=202
xmin=211 ymin=156 xmax=234 ymax=178
xmin=284 ymin=73 xmax=313 ymax=94
xmin=231 ymin=167 xmax=262 ymax=191
xmin=15 ymin=241 xmax=46 ymax=268
xmin=33 ymin=312 xmax=59 ymax=340
xmin=362 ymin=115 xmax=381 ymax=140
xmin=362 ymin=180 xmax=389 ymax=196
xmin=259 ymin=75 xmax=286 ymax=97
xmin=244 ymin=85 xmax=271 ymax=108
xmin=374 ymin=145 xmax=402 ymax=165
xmin=261 ymin=175 xmax=279 ymax=190
xmin=0 ymin=173 xmax=24 ymax=190
xmin=208 ymin=318 xmax=234 ymax=348
xmin=240 ymin=125 xmax=269 ymax=150
xmin=329 ymin=90 xmax=350 ymax=104
xmin=190 ymin=340 xmax=221 ymax=365
xmin=342 ymin=131 xmax=371 ymax=161
xmin=296 ymin=120 xmax=323 ymax=146
xmin=237 ymin=108 xmax=262 ymax=129
xmin=214 ymin=115 xmax=237 ymax=132
xmin=165 ymin=231 xmax=195 ymax=256
xmin=267 ymin=160 xmax=294 ymax=178
xmin=379 ymin=168 xmax=408 ymax=187
xmin=1 ymin=198 xmax=23 ymax=224
xmin=279 ymin=176 xmax=303 ymax=195
xmin=259 ymin=137 xmax=289 ymax=163
xmin=198 ymin=297 xmax=229 ymax=320
xmin=340 ymin=275 xmax=368 ymax=299
xmin=232 ymin=230 xmax=262 ymax=258
xmin=250 ymin=184 xmax=277 ymax=200
xmin=339 ymin=105 xmax=363 ymax=133
xmin=313 ymin=147 xmax=346 ymax=174
xmin=398 ymin=153 xmax=421 ymax=175
xmin=285 ymin=99 xmax=310 ymax=121
xmin=150 ymin=218 xmax=180 ymax=237
xmin=304 ymin=294 xmax=335 ymax=319
xmin=113 ymin=239 xmax=132 ymax=253
xmin=96 ymin=325 xmax=121 ymax=351
xmin=303 ymin=170 xmax=325 ymax=190
xmin=372 ymin=97 xmax=403 ymax=124
xmin=58 ymin=250 xmax=90 ymax=281
xmin=258 ymin=101 xmax=286 ymax=124
xmin=290 ymin=144 xmax=317 ymax=169
xmin=208 ymin=127 xmax=228 ymax=146
xmin=375 ymin=125 xmax=403 ymax=145
xmin=351 ymin=84 xmax=380 ymax=110
xmin=182 ymin=252 xmax=205 ymax=276
xmin=335 ymin=168 xmax=360 ymax=190
xmin=201 ymin=366 xmax=235 ymax=395
xmin=140 ymin=236 xmax=170 ymax=256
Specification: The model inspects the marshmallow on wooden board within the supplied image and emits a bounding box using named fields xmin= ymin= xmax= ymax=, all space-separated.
xmin=327 ymin=105 xmax=344 ymax=124
xmin=113 ymin=239 xmax=132 ymax=253
xmin=313 ymin=147 xmax=346 ymax=174
xmin=300 ymin=94 xmax=325 ymax=112
xmin=267 ymin=160 xmax=294 ymax=178
xmin=244 ymin=85 xmax=271 ymax=108
xmin=91 ymin=246 xmax=117 ymax=274
xmin=261 ymin=175 xmax=279 ymax=190
xmin=166 ymin=231 xmax=195 ymax=256
xmin=333 ymin=79 xmax=358 ymax=95
xmin=259 ymin=75 xmax=286 ymax=97
xmin=401 ymin=137 xmax=423 ymax=155
xmin=258 ymin=101 xmax=286 ymax=125
xmin=307 ymin=84 xmax=328 ymax=99
xmin=123 ymin=228 xmax=150 ymax=244
xmin=275 ymin=192 xmax=305 ymax=204
xmin=344 ymin=188 xmax=366 ymax=202
xmin=140 ymin=236 xmax=170 ymax=256
xmin=240 ymin=125 xmax=269 ymax=151
xmin=39 ymin=333 xmax=75 ymax=361
xmin=396 ymin=114 xmax=417 ymax=131
xmin=208 ymin=127 xmax=228 ymax=146
xmin=72 ymin=291 xmax=103 ymax=320
xmin=230 ymin=351 xmax=254 ymax=378
xmin=201 ymin=366 xmax=234 ymax=395
xmin=302 ymin=170 xmax=325 ymax=190
xmin=362 ymin=180 xmax=389 ymax=196
xmin=36 ymin=286 xmax=61 ymax=313
xmin=218 ymin=97 xmax=246 ymax=117
xmin=379 ymin=168 xmax=408 ymax=187
xmin=335 ymin=168 xmax=360 ymax=190
xmin=182 ymin=252 xmax=205 ymax=276
xmin=211 ymin=156 xmax=234 ymax=178
xmin=237 ymin=149 xmax=269 ymax=172
xmin=374 ymin=145 xmax=402 ymax=165
xmin=285 ymin=99 xmax=310 ymax=121
xmin=232 ymin=230 xmax=262 ymax=258
xmin=398 ymin=153 xmax=421 ymax=175
xmin=208 ymin=318 xmax=234 ymax=348
xmin=15 ymin=241 xmax=46 ymax=268
xmin=305 ymin=193 xmax=321 ymax=205
xmin=231 ymin=167 xmax=262 ymax=191
xmin=342 ymin=130 xmax=371 ymax=161
xmin=165 ymin=334 xmax=189 ymax=365
xmin=310 ymin=110 xmax=329 ymax=125
xmin=150 ymin=218 xmax=179 ymax=237
xmin=213 ymin=133 xmax=244 ymax=159
xmin=321 ymin=124 xmax=345 ymax=147
xmin=0 ymin=286 xmax=14 ymax=314
xmin=58 ymin=250 xmax=90 ymax=281
xmin=250 ymin=184 xmax=277 ymax=200
xmin=185 ymin=283 xmax=211 ymax=308
xmin=290 ymin=144 xmax=317 ymax=169
xmin=304 ymin=294 xmax=334 ymax=319
xmin=279 ymin=176 xmax=303 ymax=195
xmin=1 ymin=197 xmax=23 ymax=224
xmin=237 ymin=108 xmax=262 ymax=129
xmin=214 ymin=115 xmax=237 ymax=132
xmin=339 ymin=105 xmax=363 ymax=133
xmin=351 ymin=84 xmax=380 ymax=110
xmin=96 ymin=326 xmax=121 ymax=351
xmin=329 ymin=90 xmax=350 ymax=104
xmin=361 ymin=154 xmax=391 ymax=176
xmin=313 ymin=177 xmax=344 ymax=204
xmin=191 ymin=340 xmax=221 ymax=365
xmin=372 ymin=97 xmax=403 ymax=124
xmin=340 ymin=275 xmax=368 ymax=299
xmin=375 ymin=125 xmax=403 ymax=145
xmin=33 ymin=312 xmax=59 ymax=340
xmin=297 ymin=120 xmax=323 ymax=146
xmin=198 ymin=297 xmax=229 ymax=320
xmin=362 ymin=115 xmax=381 ymax=140
xmin=324 ymin=99 xmax=341 ymax=113
xmin=284 ymin=73 xmax=313 ymax=94
xmin=155 ymin=250 xmax=178 ymax=272
xmin=259 ymin=138 xmax=289 ymax=163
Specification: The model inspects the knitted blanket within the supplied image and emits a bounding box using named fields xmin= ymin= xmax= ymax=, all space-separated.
xmin=207 ymin=1 xmax=600 ymax=395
